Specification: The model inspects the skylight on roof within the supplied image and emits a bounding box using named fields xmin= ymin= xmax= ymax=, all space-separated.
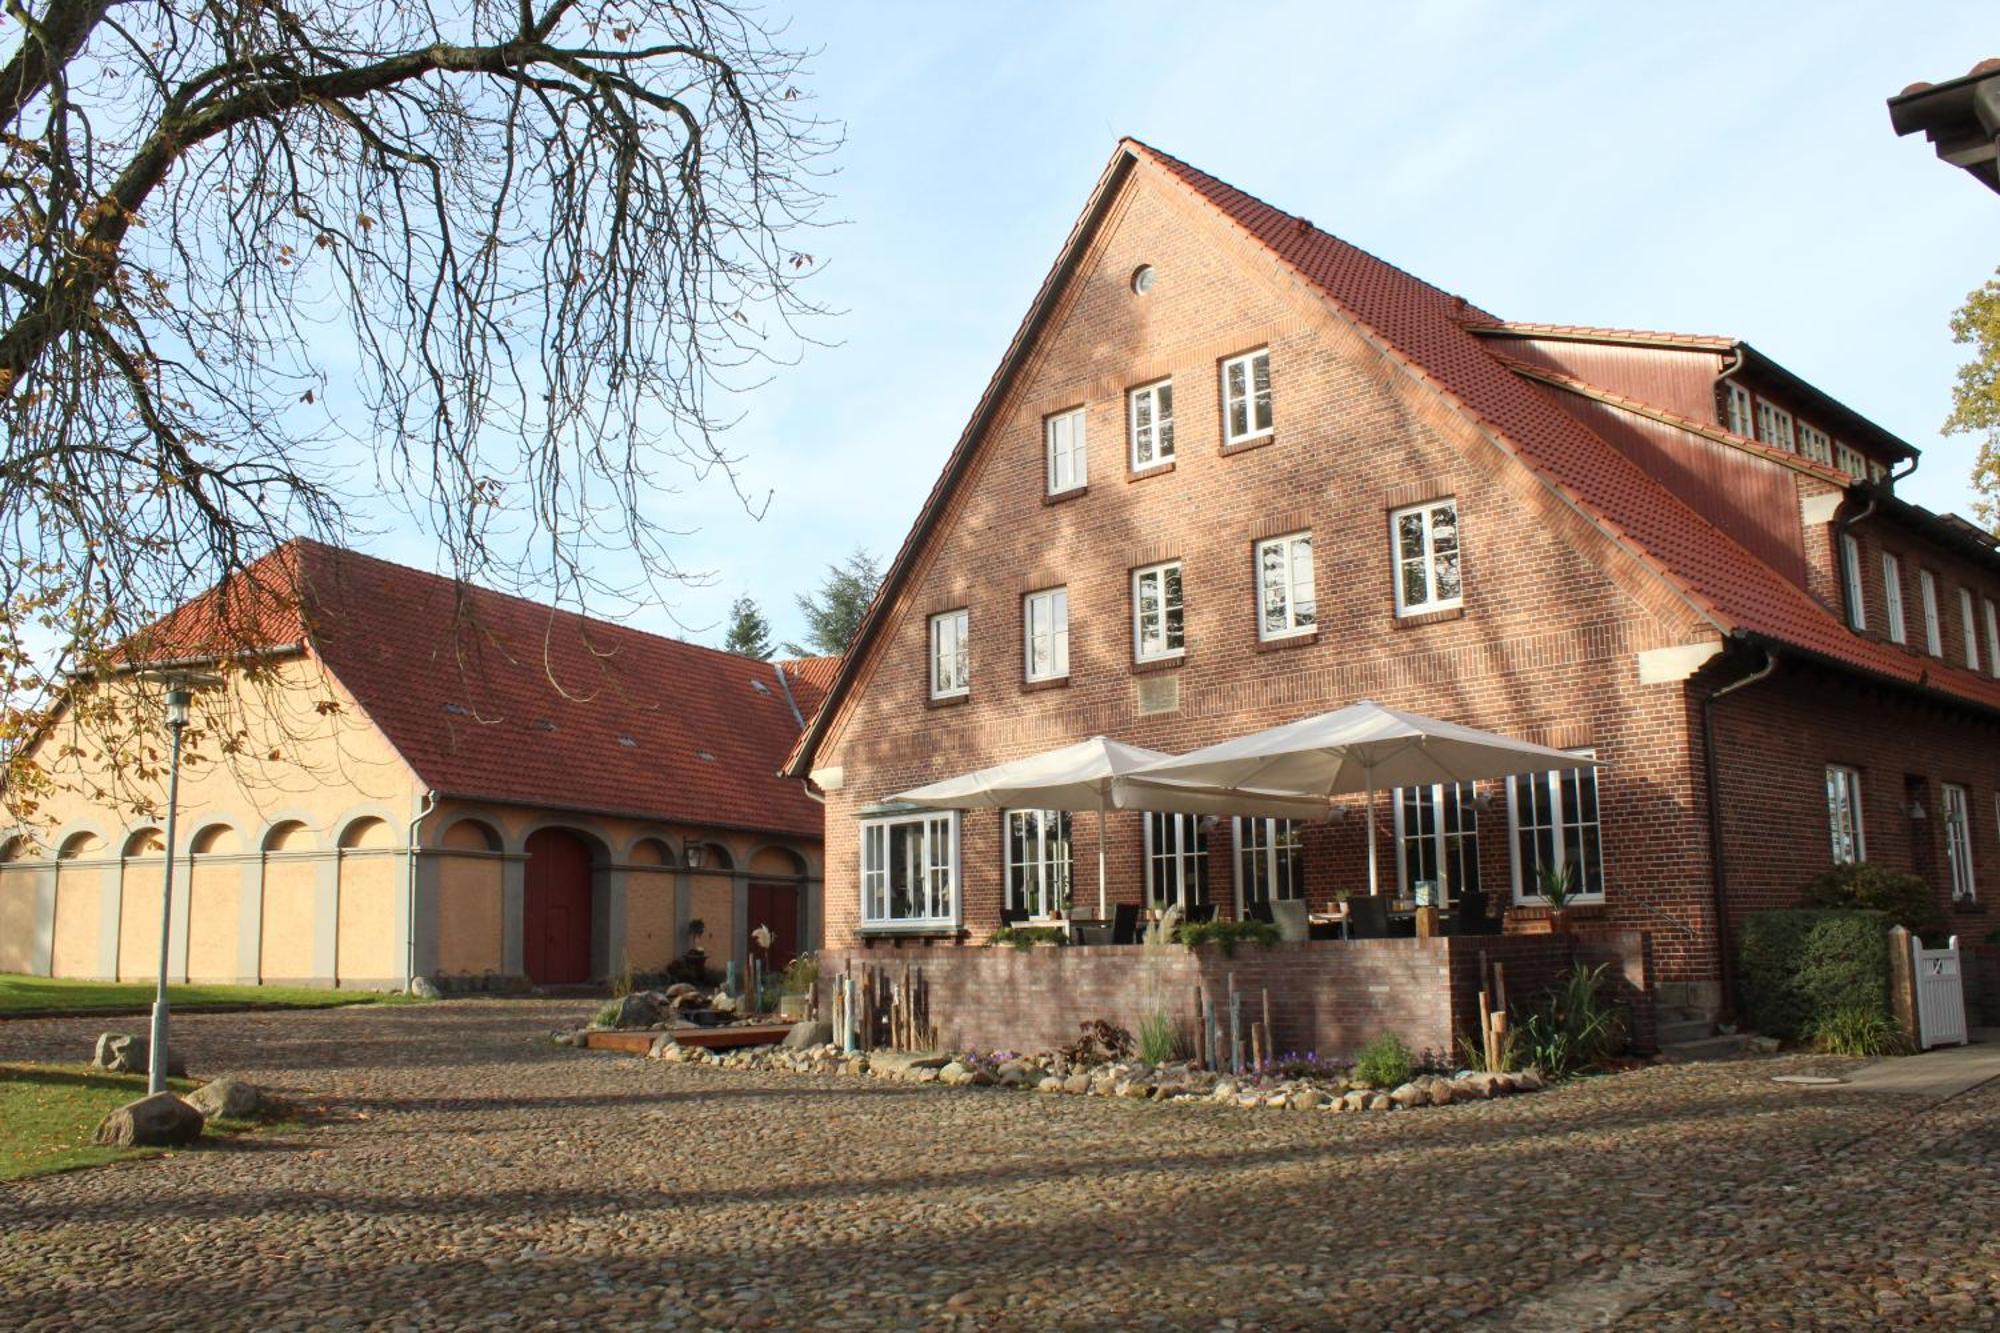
xmin=530 ymin=719 xmax=556 ymax=732
xmin=616 ymin=735 xmax=638 ymax=748
xmin=443 ymin=703 xmax=469 ymax=716
xmin=697 ymin=751 xmax=715 ymax=762
xmin=751 ymin=679 xmax=771 ymax=693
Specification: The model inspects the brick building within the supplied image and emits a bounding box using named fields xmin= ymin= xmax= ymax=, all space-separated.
xmin=785 ymin=140 xmax=2000 ymax=1021
xmin=1 ymin=541 xmax=833 ymax=992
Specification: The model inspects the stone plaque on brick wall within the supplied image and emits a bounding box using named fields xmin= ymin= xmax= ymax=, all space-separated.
xmin=1136 ymin=674 xmax=1180 ymax=716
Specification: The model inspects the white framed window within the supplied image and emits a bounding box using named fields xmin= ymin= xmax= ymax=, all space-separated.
xmin=1883 ymin=553 xmax=1906 ymax=644
xmin=1145 ymin=811 xmax=1208 ymax=910
xmin=1131 ymin=560 xmax=1184 ymax=662
xmin=1835 ymin=442 xmax=1867 ymax=477
xmin=860 ymin=811 xmax=959 ymax=929
xmin=1721 ymin=382 xmax=1755 ymax=437
xmin=1220 ymin=348 xmax=1273 ymax=445
xmin=1128 ymin=379 xmax=1175 ymax=470
xmin=1045 ymin=407 xmax=1087 ymax=495
xmin=1255 ymin=532 xmax=1316 ymax=640
xmin=1826 ymin=764 xmax=1865 ymax=865
xmin=1233 ymin=817 xmax=1304 ymax=910
xmin=1841 ymin=534 xmax=1866 ymax=631
xmin=1754 ymin=399 xmax=1795 ymax=453
xmin=1005 ymin=809 xmax=1073 ymax=918
xmin=1920 ymin=570 xmax=1942 ymax=657
xmin=1022 ymin=587 xmax=1069 ymax=683
xmin=1868 ymin=460 xmax=1889 ymax=482
xmin=1986 ymin=600 xmax=2000 ymax=680
xmin=1960 ymin=588 xmax=1981 ymax=672
xmin=1391 ymin=498 xmax=1463 ymax=616
xmin=1395 ymin=783 xmax=1480 ymax=904
xmin=1797 ymin=422 xmax=1834 ymax=466
xmin=1942 ymin=782 xmax=1976 ymax=903
xmin=929 ymin=609 xmax=968 ymax=699
xmin=1507 ymin=753 xmax=1604 ymax=902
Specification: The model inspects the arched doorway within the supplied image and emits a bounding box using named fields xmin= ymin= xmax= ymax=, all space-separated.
xmin=523 ymin=827 xmax=595 ymax=984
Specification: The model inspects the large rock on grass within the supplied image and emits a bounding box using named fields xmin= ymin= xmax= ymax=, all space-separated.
xmin=92 ymin=1033 xmax=185 ymax=1078
xmin=609 ymin=993 xmax=662 ymax=1029
xmin=187 ymin=1077 xmax=263 ymax=1120
xmin=94 ymin=1092 xmax=204 ymax=1148
xmin=782 ymin=1020 xmax=832 ymax=1050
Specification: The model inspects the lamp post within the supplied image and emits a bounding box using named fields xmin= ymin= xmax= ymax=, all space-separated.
xmin=147 ymin=685 xmax=193 ymax=1096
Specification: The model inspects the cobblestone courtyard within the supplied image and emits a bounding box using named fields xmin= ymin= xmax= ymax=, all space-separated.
xmin=2 ymin=1000 xmax=1995 ymax=1330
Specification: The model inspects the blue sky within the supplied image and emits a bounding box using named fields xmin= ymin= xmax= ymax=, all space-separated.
xmin=380 ymin=2 xmax=1999 ymax=651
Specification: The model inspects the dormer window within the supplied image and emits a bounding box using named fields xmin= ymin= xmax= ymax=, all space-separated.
xmin=1754 ymin=400 xmax=1795 ymax=453
xmin=1836 ymin=442 xmax=1867 ymax=477
xmin=1721 ymin=383 xmax=1754 ymax=437
xmin=1797 ymin=422 xmax=1834 ymax=466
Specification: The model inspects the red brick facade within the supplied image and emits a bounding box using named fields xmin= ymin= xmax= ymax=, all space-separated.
xmin=796 ymin=146 xmax=2000 ymax=1019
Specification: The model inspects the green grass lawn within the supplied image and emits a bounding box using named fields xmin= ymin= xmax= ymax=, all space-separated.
xmin=0 ymin=1062 xmax=292 ymax=1181
xmin=0 ymin=974 xmax=423 ymax=1016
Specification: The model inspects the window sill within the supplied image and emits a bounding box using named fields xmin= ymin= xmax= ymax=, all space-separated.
xmin=1951 ymin=898 xmax=1981 ymax=914
xmin=1220 ymin=431 xmax=1277 ymax=458
xmin=1021 ymin=676 xmax=1070 ymax=694
xmin=1131 ymin=653 xmax=1186 ymax=676
xmin=1254 ymin=630 xmax=1318 ymax=653
xmin=1128 ymin=460 xmax=1176 ymax=482
xmin=1393 ymin=605 xmax=1466 ymax=629
xmin=924 ymin=693 xmax=970 ymax=710
xmin=1043 ymin=485 xmax=1089 ymax=507
xmin=860 ymin=924 xmax=966 ymax=942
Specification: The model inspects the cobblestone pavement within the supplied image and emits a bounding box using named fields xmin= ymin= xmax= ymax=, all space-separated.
xmin=2 ymin=1000 xmax=1995 ymax=1330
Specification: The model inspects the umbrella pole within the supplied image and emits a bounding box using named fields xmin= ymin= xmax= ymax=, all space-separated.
xmin=1097 ymin=794 xmax=1108 ymax=919
xmin=1366 ymin=767 xmax=1379 ymax=897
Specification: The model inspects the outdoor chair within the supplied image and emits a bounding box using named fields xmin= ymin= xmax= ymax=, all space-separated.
xmin=1070 ymin=919 xmax=1113 ymax=946
xmin=1269 ymin=898 xmax=1310 ymax=943
xmin=1244 ymin=900 xmax=1274 ymax=925
xmin=999 ymin=906 xmax=1030 ymax=927
xmin=1455 ymin=888 xmax=1502 ymax=935
xmin=1110 ymin=902 xmax=1142 ymax=945
xmin=1346 ymin=895 xmax=1391 ymax=939
xmin=1184 ymin=902 xmax=1217 ymax=925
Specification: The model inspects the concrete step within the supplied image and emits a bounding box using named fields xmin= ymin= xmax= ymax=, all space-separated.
xmin=1660 ymin=1033 xmax=1755 ymax=1063
xmin=1656 ymin=1018 xmax=1715 ymax=1046
xmin=1655 ymin=1006 xmax=1712 ymax=1026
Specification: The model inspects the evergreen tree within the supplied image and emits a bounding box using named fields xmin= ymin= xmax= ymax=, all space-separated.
xmin=785 ymin=547 xmax=881 ymax=656
xmin=723 ymin=595 xmax=775 ymax=659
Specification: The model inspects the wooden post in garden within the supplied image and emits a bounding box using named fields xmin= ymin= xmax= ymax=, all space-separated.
xmin=1229 ymin=988 xmax=1243 ymax=1075
xmin=1251 ymin=1022 xmax=1265 ymax=1073
xmin=1261 ymin=988 xmax=1273 ymax=1061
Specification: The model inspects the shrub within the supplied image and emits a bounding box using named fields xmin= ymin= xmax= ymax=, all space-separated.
xmin=1517 ymin=963 xmax=1626 ymax=1079
xmin=1176 ymin=918 xmax=1280 ymax=955
xmin=1738 ymin=909 xmax=1893 ymax=1040
xmin=990 ymin=925 xmax=1070 ymax=949
xmin=1800 ymin=862 xmax=1945 ymax=942
xmin=1060 ymin=1019 xmax=1133 ymax=1066
xmin=1353 ymin=1034 xmax=1414 ymax=1088
xmin=1137 ymin=1012 xmax=1176 ymax=1064
xmin=1808 ymin=1004 xmax=1908 ymax=1057
xmin=779 ymin=953 xmax=820 ymax=993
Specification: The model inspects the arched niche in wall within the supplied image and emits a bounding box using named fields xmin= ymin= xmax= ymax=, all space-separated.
xmin=122 ymin=828 xmax=165 ymax=858
xmin=441 ymin=819 xmax=502 ymax=853
xmin=263 ymin=821 xmax=313 ymax=854
xmin=338 ymin=816 xmax=394 ymax=851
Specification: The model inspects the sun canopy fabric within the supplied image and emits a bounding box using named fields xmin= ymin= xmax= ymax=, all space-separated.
xmin=890 ymin=736 xmax=1327 ymax=820
xmin=1129 ymin=701 xmax=1598 ymax=796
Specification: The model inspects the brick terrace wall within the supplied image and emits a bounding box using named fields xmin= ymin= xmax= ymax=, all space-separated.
xmin=1965 ymin=943 xmax=2000 ymax=1028
xmin=814 ymin=158 xmax=1723 ymax=983
xmin=822 ymin=931 xmax=1655 ymax=1062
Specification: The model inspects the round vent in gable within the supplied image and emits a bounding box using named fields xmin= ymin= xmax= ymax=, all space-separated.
xmin=1131 ymin=264 xmax=1155 ymax=295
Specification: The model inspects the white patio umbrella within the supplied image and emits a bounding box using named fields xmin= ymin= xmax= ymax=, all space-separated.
xmin=891 ymin=736 xmax=1325 ymax=917
xmin=1132 ymin=701 xmax=1601 ymax=897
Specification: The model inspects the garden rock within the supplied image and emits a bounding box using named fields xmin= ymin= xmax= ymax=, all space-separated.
xmin=1290 ymin=1089 xmax=1328 ymax=1111
xmin=709 ymin=991 xmax=739 ymax=1015
xmin=1389 ymin=1082 xmax=1426 ymax=1109
xmin=1063 ymin=1073 xmax=1091 ymax=1095
xmin=408 ymin=975 xmax=442 ymax=999
xmin=93 ymin=1092 xmax=205 ymax=1148
xmin=1515 ymin=1070 xmax=1545 ymax=1092
xmin=1367 ymin=1093 xmax=1394 ymax=1111
xmin=938 ymin=1061 xmax=974 ymax=1087
xmin=782 ymin=1020 xmax=832 ymax=1050
xmin=92 ymin=1033 xmax=185 ymax=1078
xmin=1341 ymin=1090 xmax=1369 ymax=1112
xmin=187 ymin=1077 xmax=263 ymax=1120
xmin=609 ymin=993 xmax=661 ymax=1029
xmin=1038 ymin=1076 xmax=1064 ymax=1093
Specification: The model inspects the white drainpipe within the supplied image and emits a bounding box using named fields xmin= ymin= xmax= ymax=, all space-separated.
xmin=406 ymin=789 xmax=437 ymax=989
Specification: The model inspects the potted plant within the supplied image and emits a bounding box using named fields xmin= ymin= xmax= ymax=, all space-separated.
xmin=684 ymin=917 xmax=708 ymax=968
xmin=778 ymin=954 xmax=818 ymax=1020
xmin=1535 ymin=861 xmax=1578 ymax=934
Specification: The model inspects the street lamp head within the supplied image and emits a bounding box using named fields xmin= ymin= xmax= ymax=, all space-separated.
xmin=684 ymin=839 xmax=708 ymax=870
xmin=165 ymin=687 xmax=193 ymax=730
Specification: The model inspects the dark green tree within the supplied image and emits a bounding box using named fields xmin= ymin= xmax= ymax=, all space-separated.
xmin=785 ymin=547 xmax=880 ymax=656
xmin=723 ymin=595 xmax=775 ymax=659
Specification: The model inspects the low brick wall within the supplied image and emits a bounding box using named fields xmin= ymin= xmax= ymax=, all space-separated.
xmin=820 ymin=930 xmax=1653 ymax=1061
xmin=1965 ymin=943 xmax=2000 ymax=1028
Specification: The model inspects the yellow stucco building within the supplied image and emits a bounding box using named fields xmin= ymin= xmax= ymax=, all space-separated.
xmin=0 ymin=542 xmax=831 ymax=990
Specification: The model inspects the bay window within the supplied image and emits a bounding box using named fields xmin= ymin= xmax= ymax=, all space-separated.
xmin=1507 ymin=753 xmax=1604 ymax=901
xmin=1005 ymin=809 xmax=1073 ymax=918
xmin=1145 ymin=811 xmax=1207 ymax=909
xmin=1255 ymin=532 xmax=1316 ymax=640
xmin=860 ymin=811 xmax=959 ymax=929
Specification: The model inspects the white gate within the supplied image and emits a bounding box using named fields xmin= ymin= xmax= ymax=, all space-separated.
xmin=1912 ymin=935 xmax=1969 ymax=1050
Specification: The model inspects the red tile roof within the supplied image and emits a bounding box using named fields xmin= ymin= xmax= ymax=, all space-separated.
xmin=1466 ymin=320 xmax=1737 ymax=351
xmin=1129 ymin=140 xmax=2000 ymax=713
xmin=145 ymin=541 xmax=826 ymax=837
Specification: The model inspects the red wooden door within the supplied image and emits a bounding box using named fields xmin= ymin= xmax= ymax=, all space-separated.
xmin=746 ymin=881 xmax=801 ymax=972
xmin=523 ymin=828 xmax=594 ymax=984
